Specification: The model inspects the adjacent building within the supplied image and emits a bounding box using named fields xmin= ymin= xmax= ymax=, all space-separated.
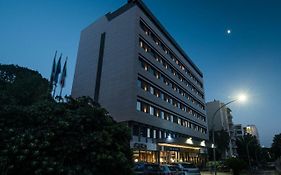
xmin=206 ymin=100 xmax=236 ymax=158
xmin=71 ymin=0 xmax=209 ymax=165
xmin=234 ymin=124 xmax=244 ymax=138
xmin=244 ymin=125 xmax=260 ymax=144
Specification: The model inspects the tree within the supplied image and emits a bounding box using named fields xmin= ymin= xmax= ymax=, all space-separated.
xmin=225 ymin=157 xmax=247 ymax=175
xmin=208 ymin=129 xmax=230 ymax=160
xmin=271 ymin=133 xmax=281 ymax=160
xmin=236 ymin=134 xmax=260 ymax=167
xmin=0 ymin=64 xmax=133 ymax=175
xmin=0 ymin=64 xmax=50 ymax=106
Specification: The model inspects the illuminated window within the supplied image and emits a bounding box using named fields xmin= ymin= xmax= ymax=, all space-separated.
xmin=153 ymin=130 xmax=156 ymax=138
xmin=155 ymin=109 xmax=160 ymax=117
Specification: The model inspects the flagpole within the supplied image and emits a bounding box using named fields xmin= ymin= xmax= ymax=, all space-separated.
xmin=53 ymin=84 xmax=57 ymax=98
xmin=59 ymin=86 xmax=63 ymax=102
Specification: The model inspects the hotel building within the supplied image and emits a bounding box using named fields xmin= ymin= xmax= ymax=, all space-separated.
xmin=72 ymin=0 xmax=209 ymax=164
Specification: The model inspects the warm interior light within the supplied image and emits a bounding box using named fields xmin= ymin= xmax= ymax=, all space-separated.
xmin=158 ymin=143 xmax=200 ymax=150
xmin=200 ymin=140 xmax=206 ymax=147
xmin=186 ymin=137 xmax=193 ymax=145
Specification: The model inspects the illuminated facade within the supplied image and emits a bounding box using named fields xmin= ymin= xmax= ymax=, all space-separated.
xmin=72 ymin=0 xmax=209 ymax=165
xmin=244 ymin=125 xmax=260 ymax=144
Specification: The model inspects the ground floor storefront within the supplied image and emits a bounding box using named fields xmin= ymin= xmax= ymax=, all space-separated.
xmin=131 ymin=141 xmax=208 ymax=166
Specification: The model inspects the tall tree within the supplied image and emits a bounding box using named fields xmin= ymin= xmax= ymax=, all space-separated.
xmin=0 ymin=64 xmax=133 ymax=175
xmin=271 ymin=133 xmax=281 ymax=159
xmin=236 ymin=134 xmax=261 ymax=167
xmin=208 ymin=129 xmax=230 ymax=160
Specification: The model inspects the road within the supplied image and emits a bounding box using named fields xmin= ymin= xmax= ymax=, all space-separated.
xmin=201 ymin=170 xmax=278 ymax=175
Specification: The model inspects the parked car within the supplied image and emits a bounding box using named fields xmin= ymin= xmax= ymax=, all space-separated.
xmin=133 ymin=162 xmax=163 ymax=175
xmin=171 ymin=162 xmax=201 ymax=175
xmin=160 ymin=164 xmax=184 ymax=175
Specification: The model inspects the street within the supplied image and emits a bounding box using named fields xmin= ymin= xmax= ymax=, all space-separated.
xmin=201 ymin=170 xmax=279 ymax=175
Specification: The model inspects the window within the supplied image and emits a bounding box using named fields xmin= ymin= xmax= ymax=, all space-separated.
xmin=153 ymin=130 xmax=156 ymax=138
xmin=136 ymin=101 xmax=141 ymax=111
xmin=159 ymin=131 xmax=162 ymax=139
xmin=160 ymin=111 xmax=164 ymax=119
xmin=149 ymin=106 xmax=154 ymax=115
xmin=147 ymin=128 xmax=150 ymax=138
xmin=150 ymin=86 xmax=154 ymax=94
xmin=155 ymin=108 xmax=160 ymax=117
xmin=137 ymin=79 xmax=141 ymax=88
xmin=142 ymin=103 xmax=148 ymax=113
xmin=155 ymin=89 xmax=160 ymax=97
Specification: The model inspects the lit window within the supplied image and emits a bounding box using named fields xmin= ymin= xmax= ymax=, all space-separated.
xmin=159 ymin=131 xmax=162 ymax=139
xmin=144 ymin=84 xmax=147 ymax=91
xmin=140 ymin=41 xmax=143 ymax=48
xmin=136 ymin=101 xmax=141 ymax=111
xmin=144 ymin=64 xmax=148 ymax=71
xmin=144 ymin=47 xmax=148 ymax=52
xmin=155 ymin=109 xmax=160 ymax=117
xmin=178 ymin=118 xmax=181 ymax=125
xmin=153 ymin=130 xmax=156 ymax=138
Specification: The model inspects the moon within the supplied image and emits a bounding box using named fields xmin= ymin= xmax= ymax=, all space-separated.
xmin=227 ymin=29 xmax=231 ymax=34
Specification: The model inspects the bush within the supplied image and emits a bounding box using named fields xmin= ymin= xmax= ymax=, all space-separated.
xmin=225 ymin=157 xmax=247 ymax=175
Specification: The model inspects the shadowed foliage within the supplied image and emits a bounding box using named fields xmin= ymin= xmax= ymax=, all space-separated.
xmin=0 ymin=64 xmax=133 ymax=175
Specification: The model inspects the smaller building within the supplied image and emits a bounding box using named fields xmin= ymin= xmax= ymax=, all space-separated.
xmin=243 ymin=125 xmax=260 ymax=144
xmin=206 ymin=100 xmax=236 ymax=158
xmin=234 ymin=124 xmax=244 ymax=138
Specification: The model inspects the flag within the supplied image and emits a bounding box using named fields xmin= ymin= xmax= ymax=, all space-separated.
xmin=54 ymin=54 xmax=62 ymax=84
xmin=50 ymin=51 xmax=57 ymax=85
xmin=60 ymin=57 xmax=67 ymax=88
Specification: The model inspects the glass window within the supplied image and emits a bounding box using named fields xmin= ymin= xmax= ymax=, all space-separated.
xmin=150 ymin=86 xmax=154 ymax=94
xmin=155 ymin=108 xmax=160 ymax=117
xmin=142 ymin=103 xmax=148 ymax=113
xmin=160 ymin=111 xmax=164 ymax=119
xmin=159 ymin=131 xmax=162 ymax=139
xmin=153 ymin=130 xmax=156 ymax=138
xmin=149 ymin=106 xmax=154 ymax=115
xmin=137 ymin=79 xmax=141 ymax=88
xmin=147 ymin=128 xmax=150 ymax=138
xmin=136 ymin=101 xmax=141 ymax=111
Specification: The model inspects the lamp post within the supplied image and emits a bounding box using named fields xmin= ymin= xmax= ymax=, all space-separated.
xmin=211 ymin=94 xmax=247 ymax=175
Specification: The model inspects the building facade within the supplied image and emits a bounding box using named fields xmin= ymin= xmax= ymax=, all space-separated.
xmin=244 ymin=125 xmax=260 ymax=144
xmin=206 ymin=100 xmax=237 ymax=158
xmin=234 ymin=124 xmax=244 ymax=138
xmin=72 ymin=0 xmax=208 ymax=165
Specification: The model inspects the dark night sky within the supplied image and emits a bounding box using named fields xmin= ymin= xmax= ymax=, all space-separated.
xmin=1 ymin=0 xmax=281 ymax=147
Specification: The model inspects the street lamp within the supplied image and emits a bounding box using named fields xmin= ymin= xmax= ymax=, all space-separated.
xmin=211 ymin=94 xmax=247 ymax=175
